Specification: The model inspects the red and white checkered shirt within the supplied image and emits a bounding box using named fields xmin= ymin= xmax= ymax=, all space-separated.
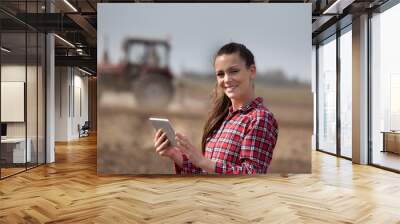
xmin=175 ymin=97 xmax=278 ymax=175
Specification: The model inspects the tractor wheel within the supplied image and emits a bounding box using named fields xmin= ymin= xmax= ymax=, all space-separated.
xmin=132 ymin=73 xmax=174 ymax=110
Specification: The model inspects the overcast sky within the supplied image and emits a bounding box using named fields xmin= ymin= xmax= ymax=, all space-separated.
xmin=98 ymin=3 xmax=311 ymax=82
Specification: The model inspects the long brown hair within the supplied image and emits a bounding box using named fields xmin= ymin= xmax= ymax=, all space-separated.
xmin=201 ymin=42 xmax=255 ymax=153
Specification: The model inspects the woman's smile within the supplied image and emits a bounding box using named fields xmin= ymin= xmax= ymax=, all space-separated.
xmin=224 ymin=85 xmax=238 ymax=93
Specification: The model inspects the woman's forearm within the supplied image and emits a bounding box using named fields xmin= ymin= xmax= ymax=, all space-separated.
xmin=173 ymin=152 xmax=215 ymax=173
xmin=198 ymin=158 xmax=216 ymax=173
xmin=171 ymin=151 xmax=183 ymax=168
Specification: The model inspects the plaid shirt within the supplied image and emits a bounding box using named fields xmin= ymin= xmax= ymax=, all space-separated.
xmin=175 ymin=97 xmax=278 ymax=175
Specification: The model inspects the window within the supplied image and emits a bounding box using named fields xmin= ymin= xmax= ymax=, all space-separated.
xmin=339 ymin=27 xmax=352 ymax=158
xmin=317 ymin=35 xmax=337 ymax=154
xmin=371 ymin=3 xmax=400 ymax=171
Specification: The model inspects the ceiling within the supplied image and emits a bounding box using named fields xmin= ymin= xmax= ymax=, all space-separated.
xmin=0 ymin=0 xmax=391 ymax=74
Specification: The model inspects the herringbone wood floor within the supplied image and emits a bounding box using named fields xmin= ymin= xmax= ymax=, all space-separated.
xmin=0 ymin=134 xmax=399 ymax=224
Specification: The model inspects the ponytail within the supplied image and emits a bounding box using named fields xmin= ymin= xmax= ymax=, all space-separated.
xmin=201 ymin=84 xmax=231 ymax=153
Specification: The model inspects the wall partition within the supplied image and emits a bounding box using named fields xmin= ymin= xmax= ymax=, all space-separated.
xmin=0 ymin=1 xmax=46 ymax=179
xmin=1 ymin=31 xmax=28 ymax=178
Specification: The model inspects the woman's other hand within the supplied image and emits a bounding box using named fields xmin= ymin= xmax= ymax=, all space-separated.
xmin=175 ymin=132 xmax=206 ymax=167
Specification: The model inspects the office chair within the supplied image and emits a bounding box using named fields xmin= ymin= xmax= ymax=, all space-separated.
xmin=79 ymin=121 xmax=90 ymax=138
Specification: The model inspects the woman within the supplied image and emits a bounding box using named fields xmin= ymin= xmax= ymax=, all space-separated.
xmin=154 ymin=42 xmax=278 ymax=174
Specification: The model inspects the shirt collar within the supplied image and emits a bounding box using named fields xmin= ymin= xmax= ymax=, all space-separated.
xmin=228 ymin=97 xmax=263 ymax=114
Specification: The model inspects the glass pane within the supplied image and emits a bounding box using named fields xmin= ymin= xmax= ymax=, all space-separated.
xmin=371 ymin=4 xmax=400 ymax=171
xmin=340 ymin=28 xmax=352 ymax=158
xmin=38 ymin=32 xmax=45 ymax=165
xmin=1 ymin=31 xmax=27 ymax=177
xmin=27 ymin=0 xmax=39 ymax=169
xmin=318 ymin=36 xmax=337 ymax=154
xmin=27 ymin=31 xmax=38 ymax=169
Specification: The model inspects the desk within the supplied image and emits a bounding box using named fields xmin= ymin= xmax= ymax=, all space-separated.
xmin=381 ymin=131 xmax=400 ymax=154
xmin=1 ymin=138 xmax=31 ymax=163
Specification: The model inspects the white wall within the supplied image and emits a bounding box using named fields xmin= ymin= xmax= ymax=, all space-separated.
xmin=1 ymin=64 xmax=46 ymax=164
xmin=55 ymin=67 xmax=89 ymax=141
xmin=1 ymin=65 xmax=37 ymax=138
xmin=1 ymin=65 xmax=26 ymax=132
xmin=1 ymin=65 xmax=26 ymax=81
xmin=55 ymin=66 xmax=69 ymax=141
xmin=1 ymin=65 xmax=26 ymax=143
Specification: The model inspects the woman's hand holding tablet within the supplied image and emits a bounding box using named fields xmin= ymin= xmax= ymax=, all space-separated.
xmin=149 ymin=118 xmax=176 ymax=146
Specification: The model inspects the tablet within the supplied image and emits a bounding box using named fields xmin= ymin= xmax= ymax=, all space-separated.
xmin=149 ymin=118 xmax=177 ymax=146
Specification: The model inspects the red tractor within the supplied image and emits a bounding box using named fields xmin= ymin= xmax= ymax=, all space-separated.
xmin=99 ymin=37 xmax=174 ymax=110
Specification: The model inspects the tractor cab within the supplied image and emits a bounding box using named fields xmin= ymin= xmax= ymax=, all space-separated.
xmin=122 ymin=38 xmax=174 ymax=109
xmin=123 ymin=38 xmax=170 ymax=73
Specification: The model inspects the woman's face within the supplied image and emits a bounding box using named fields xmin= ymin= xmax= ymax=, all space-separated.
xmin=214 ymin=53 xmax=256 ymax=101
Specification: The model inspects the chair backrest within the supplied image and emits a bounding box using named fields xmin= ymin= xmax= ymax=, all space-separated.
xmin=82 ymin=121 xmax=90 ymax=129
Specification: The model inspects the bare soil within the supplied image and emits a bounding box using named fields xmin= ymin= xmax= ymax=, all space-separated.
xmin=98 ymin=77 xmax=313 ymax=174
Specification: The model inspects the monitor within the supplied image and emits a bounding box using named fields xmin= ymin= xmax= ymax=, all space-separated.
xmin=1 ymin=123 xmax=7 ymax=137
